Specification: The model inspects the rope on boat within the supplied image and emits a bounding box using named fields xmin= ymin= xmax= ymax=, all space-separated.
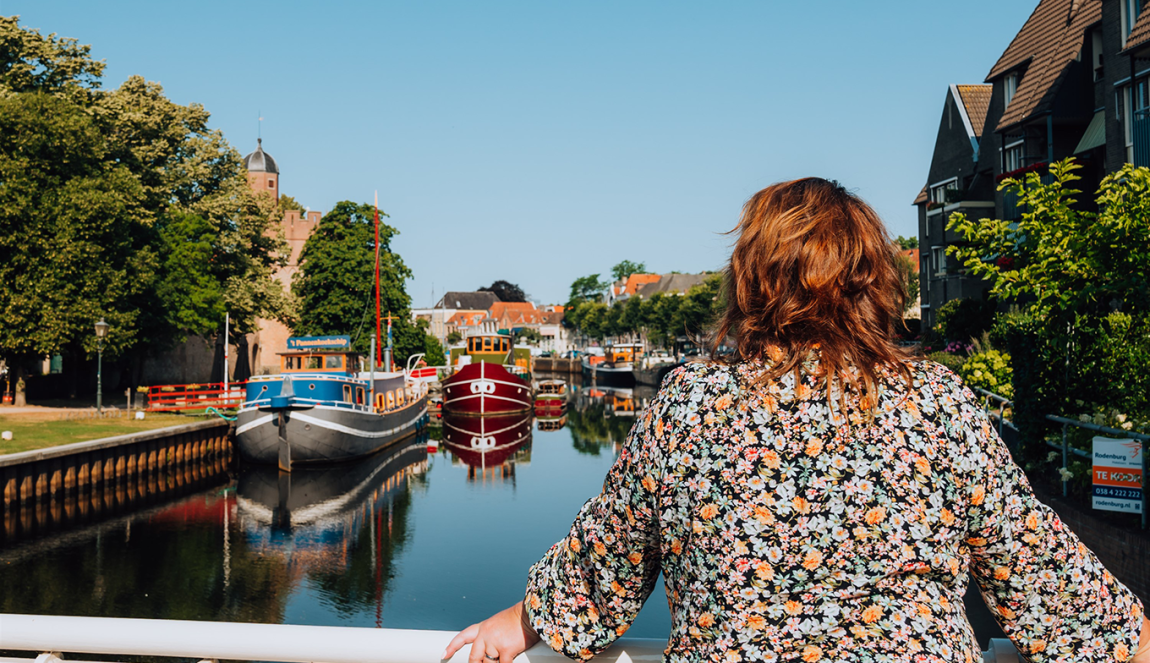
xmin=206 ymin=406 xmax=237 ymax=421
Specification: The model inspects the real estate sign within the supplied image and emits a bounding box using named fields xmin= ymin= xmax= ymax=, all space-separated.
xmin=1092 ymin=436 xmax=1143 ymax=514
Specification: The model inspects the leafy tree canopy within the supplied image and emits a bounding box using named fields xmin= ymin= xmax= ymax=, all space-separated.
xmin=293 ymin=201 xmax=439 ymax=367
xmin=0 ymin=16 xmax=289 ymax=372
xmin=567 ymin=274 xmax=606 ymax=307
xmin=948 ymin=159 xmax=1150 ymax=317
xmin=479 ymin=280 xmax=526 ymax=303
xmin=895 ymin=235 xmax=918 ymax=250
xmin=611 ymin=260 xmax=647 ymax=281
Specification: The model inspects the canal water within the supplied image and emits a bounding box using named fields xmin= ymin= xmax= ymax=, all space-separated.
xmin=0 ymin=376 xmax=1006 ymax=646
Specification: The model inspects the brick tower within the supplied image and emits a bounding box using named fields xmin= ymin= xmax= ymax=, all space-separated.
xmin=243 ymin=138 xmax=279 ymax=199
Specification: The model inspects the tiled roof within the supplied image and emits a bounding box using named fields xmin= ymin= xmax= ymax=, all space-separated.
xmin=635 ymin=273 xmax=711 ymax=298
xmin=913 ymin=185 xmax=928 ymax=205
xmin=955 ymin=85 xmax=992 ymax=138
xmin=1123 ymin=11 xmax=1150 ymax=53
xmin=436 ymin=291 xmax=501 ymax=310
xmin=488 ymin=301 xmax=537 ymax=321
xmin=988 ymin=0 xmax=1101 ymax=131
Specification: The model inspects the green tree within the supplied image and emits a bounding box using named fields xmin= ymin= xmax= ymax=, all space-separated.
xmin=279 ymin=194 xmax=306 ymax=213
xmin=0 ymin=17 xmax=289 ymax=380
xmin=479 ymin=280 xmax=526 ymax=303
xmin=567 ymin=274 xmax=606 ymax=307
xmin=895 ymin=252 xmax=920 ymax=315
xmin=611 ymin=260 xmax=647 ymax=281
xmin=671 ymin=274 xmax=723 ymax=342
xmin=293 ymin=201 xmax=430 ymax=366
xmin=895 ymin=235 xmax=919 ymax=250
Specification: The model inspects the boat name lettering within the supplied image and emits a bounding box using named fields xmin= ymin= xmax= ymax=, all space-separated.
xmin=287 ymin=335 xmax=351 ymax=350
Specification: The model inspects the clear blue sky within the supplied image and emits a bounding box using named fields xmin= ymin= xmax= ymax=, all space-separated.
xmin=4 ymin=1 xmax=1036 ymax=306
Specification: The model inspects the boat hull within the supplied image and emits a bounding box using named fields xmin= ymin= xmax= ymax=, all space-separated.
xmin=235 ymin=397 xmax=428 ymax=465
xmin=634 ymin=362 xmax=678 ymax=387
xmin=581 ymin=357 xmax=636 ymax=387
xmin=442 ymin=362 xmax=533 ymax=415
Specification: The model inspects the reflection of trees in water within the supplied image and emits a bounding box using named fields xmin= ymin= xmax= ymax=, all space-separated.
xmin=0 ymin=442 xmax=428 ymax=626
xmin=308 ymin=488 xmax=413 ymax=619
xmin=566 ymin=399 xmax=634 ymax=456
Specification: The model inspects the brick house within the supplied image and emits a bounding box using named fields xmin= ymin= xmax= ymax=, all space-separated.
xmin=915 ymin=0 xmax=1150 ymax=329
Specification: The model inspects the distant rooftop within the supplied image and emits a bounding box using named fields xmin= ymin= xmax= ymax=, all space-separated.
xmin=435 ymin=291 xmax=501 ymax=310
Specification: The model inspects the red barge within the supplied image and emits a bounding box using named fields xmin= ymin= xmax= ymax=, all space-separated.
xmin=442 ymin=333 xmax=533 ymax=415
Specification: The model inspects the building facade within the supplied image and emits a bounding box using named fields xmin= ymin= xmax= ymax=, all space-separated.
xmin=916 ymin=0 xmax=1150 ymax=328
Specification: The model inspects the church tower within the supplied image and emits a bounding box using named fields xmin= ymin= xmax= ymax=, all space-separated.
xmin=243 ymin=138 xmax=279 ymax=199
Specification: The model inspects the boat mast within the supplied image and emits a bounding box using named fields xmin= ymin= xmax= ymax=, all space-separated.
xmin=374 ymin=191 xmax=382 ymax=368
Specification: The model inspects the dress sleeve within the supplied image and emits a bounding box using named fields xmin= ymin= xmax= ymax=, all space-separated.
xmin=524 ymin=372 xmax=680 ymax=662
xmin=940 ymin=370 xmax=1145 ymax=662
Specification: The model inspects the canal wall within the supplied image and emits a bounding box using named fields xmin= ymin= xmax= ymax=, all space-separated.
xmin=1 ymin=419 xmax=233 ymax=511
xmin=533 ymin=357 xmax=580 ymax=373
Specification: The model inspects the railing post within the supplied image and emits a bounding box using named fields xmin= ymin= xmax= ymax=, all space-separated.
xmin=1062 ymin=422 xmax=1069 ymax=498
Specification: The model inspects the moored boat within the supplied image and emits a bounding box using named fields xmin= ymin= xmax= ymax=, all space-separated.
xmin=442 ymin=332 xmax=533 ymax=414
xmin=633 ymin=352 xmax=679 ymax=387
xmin=534 ymin=378 xmax=567 ymax=417
xmin=581 ymin=342 xmax=641 ymax=387
xmin=235 ymin=339 xmax=429 ymax=467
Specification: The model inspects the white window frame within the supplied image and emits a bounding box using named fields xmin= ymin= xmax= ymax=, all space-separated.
xmin=1003 ymin=139 xmax=1025 ymax=173
xmin=1004 ymin=72 xmax=1019 ymax=108
xmin=1122 ymin=0 xmax=1142 ymax=45
xmin=931 ymin=246 xmax=947 ymax=277
xmin=929 ymin=177 xmax=959 ymax=206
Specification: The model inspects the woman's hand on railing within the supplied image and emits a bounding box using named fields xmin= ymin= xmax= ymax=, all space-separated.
xmin=442 ymin=600 xmax=540 ymax=663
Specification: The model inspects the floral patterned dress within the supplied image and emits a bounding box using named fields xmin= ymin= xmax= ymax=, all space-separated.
xmin=524 ymin=359 xmax=1144 ymax=662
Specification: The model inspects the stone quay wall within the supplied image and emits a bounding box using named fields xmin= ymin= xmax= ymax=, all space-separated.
xmin=1 ymin=420 xmax=232 ymax=511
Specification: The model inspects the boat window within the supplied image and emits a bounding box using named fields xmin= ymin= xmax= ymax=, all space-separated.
xmin=343 ymin=385 xmax=352 ymax=402
xmin=482 ymin=337 xmax=492 ymax=352
xmin=325 ymin=355 xmax=343 ymax=370
xmin=396 ymin=389 xmax=405 ymax=407
xmin=375 ymin=393 xmax=386 ymax=411
xmin=386 ymin=391 xmax=395 ymax=410
xmin=356 ymin=387 xmax=365 ymax=405
xmin=306 ymin=356 xmax=323 ymax=370
xmin=500 ymin=338 xmax=509 ymax=352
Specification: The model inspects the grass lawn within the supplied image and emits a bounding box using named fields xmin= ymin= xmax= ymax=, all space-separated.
xmin=0 ymin=412 xmax=202 ymax=455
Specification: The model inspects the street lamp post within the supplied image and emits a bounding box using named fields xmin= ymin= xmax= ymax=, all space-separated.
xmin=95 ymin=319 xmax=109 ymax=413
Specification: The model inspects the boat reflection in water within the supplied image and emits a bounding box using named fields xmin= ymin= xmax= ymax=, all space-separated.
xmin=441 ymin=412 xmax=533 ymax=483
xmin=235 ymin=437 xmax=428 ymax=576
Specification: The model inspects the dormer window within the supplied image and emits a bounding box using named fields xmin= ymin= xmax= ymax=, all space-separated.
xmin=1004 ymin=72 xmax=1020 ymax=108
xmin=1122 ymin=0 xmax=1143 ymax=43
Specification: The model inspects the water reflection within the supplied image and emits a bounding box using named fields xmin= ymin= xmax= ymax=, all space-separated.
xmin=564 ymin=383 xmax=656 ymax=456
xmin=0 ymin=434 xmax=430 ymax=626
xmin=2 ymin=452 xmax=231 ymax=547
xmin=441 ymin=413 xmax=533 ymax=483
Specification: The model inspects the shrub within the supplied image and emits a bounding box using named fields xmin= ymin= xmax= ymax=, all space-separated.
xmin=935 ymin=298 xmax=997 ymax=345
xmin=959 ymin=349 xmax=1013 ymax=399
xmin=925 ymin=351 xmax=966 ymax=373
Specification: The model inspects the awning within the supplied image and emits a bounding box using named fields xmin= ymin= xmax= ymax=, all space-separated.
xmin=1074 ymin=111 xmax=1106 ymax=154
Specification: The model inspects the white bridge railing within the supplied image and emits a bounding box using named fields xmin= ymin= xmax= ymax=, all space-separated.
xmin=0 ymin=614 xmax=1020 ymax=663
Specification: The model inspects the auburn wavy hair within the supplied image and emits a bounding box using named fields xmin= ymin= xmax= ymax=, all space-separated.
xmin=711 ymin=177 xmax=912 ymax=408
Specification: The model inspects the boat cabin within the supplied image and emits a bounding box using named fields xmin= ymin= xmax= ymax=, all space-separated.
xmin=466 ymin=335 xmax=512 ymax=354
xmin=605 ymin=343 xmax=643 ymax=364
xmin=280 ymin=351 xmax=357 ymax=374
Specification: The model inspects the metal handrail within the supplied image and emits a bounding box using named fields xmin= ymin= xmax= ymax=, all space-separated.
xmin=0 ymin=615 xmax=664 ymax=663
xmin=0 ymin=614 xmax=1020 ymax=663
xmin=1045 ymin=414 xmax=1147 ymax=529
